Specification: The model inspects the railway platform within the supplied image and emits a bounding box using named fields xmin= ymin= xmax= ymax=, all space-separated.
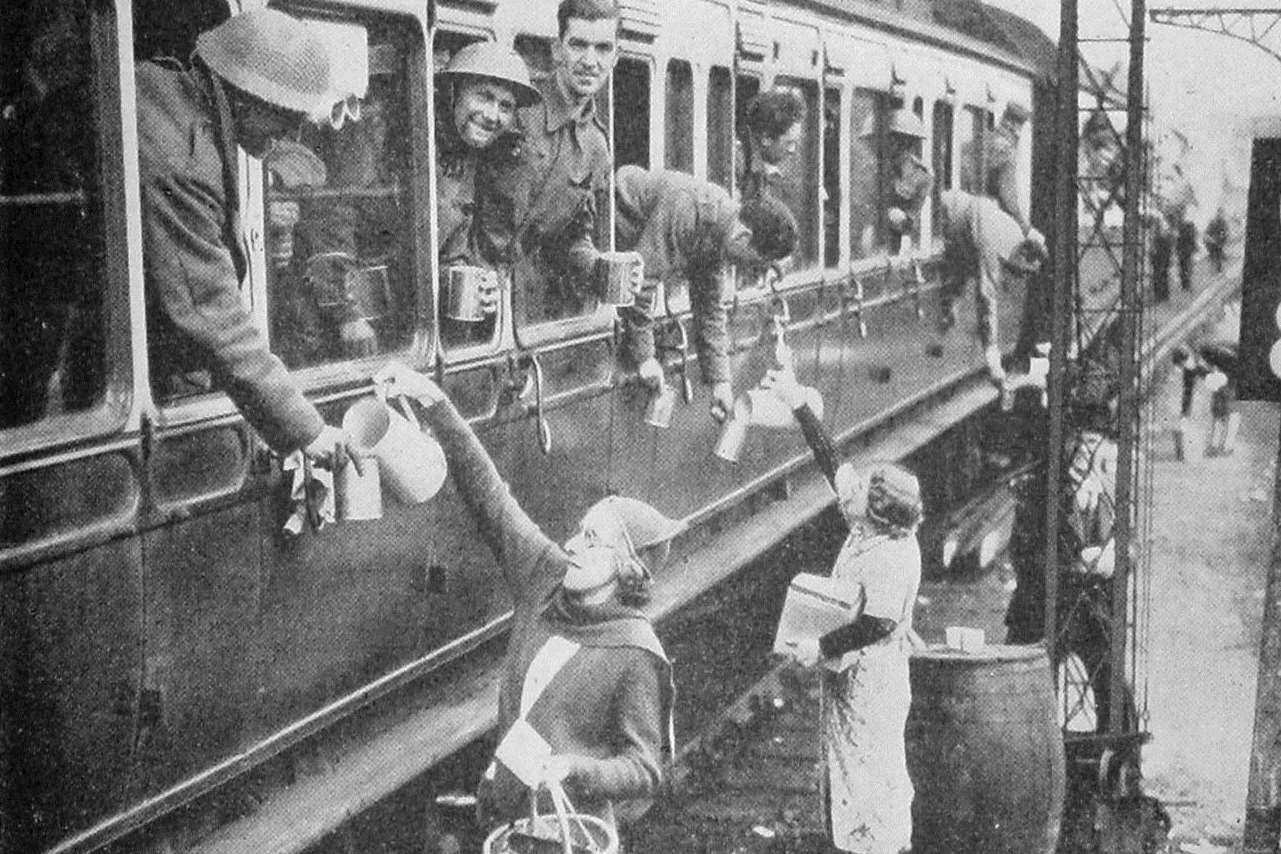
xmin=625 ymin=253 xmax=1243 ymax=854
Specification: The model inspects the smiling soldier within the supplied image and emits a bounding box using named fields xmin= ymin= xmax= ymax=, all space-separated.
xmin=478 ymin=0 xmax=624 ymax=320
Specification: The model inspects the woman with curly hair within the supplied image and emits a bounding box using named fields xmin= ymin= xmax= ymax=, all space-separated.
xmin=763 ymin=367 xmax=923 ymax=854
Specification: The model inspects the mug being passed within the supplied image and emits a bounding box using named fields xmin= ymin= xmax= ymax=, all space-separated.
xmin=445 ymin=265 xmax=497 ymax=322
xmin=336 ymin=452 xmax=383 ymax=521
xmin=342 ymin=396 xmax=447 ymax=504
xmin=597 ymin=251 xmax=643 ymax=307
xmin=645 ymin=383 xmax=677 ymax=429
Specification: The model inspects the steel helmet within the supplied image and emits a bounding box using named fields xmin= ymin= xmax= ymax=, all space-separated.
xmin=196 ymin=8 xmax=334 ymax=116
xmin=438 ymin=42 xmax=541 ymax=108
xmin=887 ymin=107 xmax=926 ymax=140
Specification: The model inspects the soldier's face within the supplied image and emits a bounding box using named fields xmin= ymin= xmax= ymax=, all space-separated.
xmin=554 ymin=17 xmax=618 ymax=100
xmin=452 ymin=78 xmax=517 ymax=149
xmin=756 ymin=122 xmax=801 ymax=166
xmin=234 ymin=97 xmax=303 ymax=159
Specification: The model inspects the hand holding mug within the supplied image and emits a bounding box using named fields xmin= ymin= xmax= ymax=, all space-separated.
xmin=373 ymin=361 xmax=447 ymax=407
xmin=759 ymin=367 xmax=807 ymax=410
xmin=784 ymin=638 xmax=822 ymax=668
xmin=637 ymin=356 xmax=664 ymax=392
xmin=710 ymin=381 xmax=734 ymax=424
xmin=303 ymin=423 xmax=363 ymax=476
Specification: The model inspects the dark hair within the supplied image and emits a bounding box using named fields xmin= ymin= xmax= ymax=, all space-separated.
xmin=739 ymin=194 xmax=798 ymax=261
xmin=614 ymin=549 xmax=654 ymax=608
xmin=745 ymin=89 xmax=805 ymax=140
xmin=557 ymin=0 xmax=620 ymax=38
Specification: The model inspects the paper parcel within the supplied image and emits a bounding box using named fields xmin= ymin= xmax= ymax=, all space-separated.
xmin=773 ymin=573 xmax=865 ymax=663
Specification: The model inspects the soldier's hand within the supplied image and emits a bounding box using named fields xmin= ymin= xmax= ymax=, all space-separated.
xmin=340 ymin=318 xmax=378 ymax=358
xmin=479 ymin=271 xmax=501 ymax=315
xmin=373 ymin=361 xmax=446 ymax=407
xmin=303 ymin=424 xmax=363 ymax=476
xmin=709 ymin=381 xmax=735 ymax=424
xmin=637 ymin=357 xmax=664 ymax=392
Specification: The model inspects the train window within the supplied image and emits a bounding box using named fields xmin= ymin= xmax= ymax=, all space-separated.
xmin=263 ymin=21 xmax=421 ymax=373
xmin=931 ymin=101 xmax=954 ymax=238
xmin=707 ymin=66 xmax=733 ymax=188
xmin=849 ymin=88 xmax=891 ymax=259
xmin=772 ymin=77 xmax=820 ymax=269
xmin=822 ymin=86 xmax=842 ymax=268
xmin=1 ymin=0 xmax=110 ymax=429
xmin=613 ymin=57 xmax=651 ymax=168
xmin=665 ymin=59 xmax=694 ymax=172
xmin=733 ymin=73 xmax=761 ymax=193
xmin=958 ymin=105 xmax=985 ymax=193
xmin=432 ymin=31 xmax=505 ymax=352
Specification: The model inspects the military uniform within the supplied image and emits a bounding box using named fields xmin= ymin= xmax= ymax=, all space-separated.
xmin=484 ymin=78 xmax=609 ymax=322
xmin=136 ymin=58 xmax=323 ymax=452
xmin=614 ymin=166 xmax=740 ymax=385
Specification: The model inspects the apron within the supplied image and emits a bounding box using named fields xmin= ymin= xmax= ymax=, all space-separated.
xmin=820 ymin=531 xmax=919 ymax=854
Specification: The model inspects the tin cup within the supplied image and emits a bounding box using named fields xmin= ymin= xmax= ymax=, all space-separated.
xmin=445 ymin=265 xmax=494 ymax=322
xmin=645 ymin=384 xmax=677 ymax=429
xmin=342 ymin=396 xmax=447 ymax=504
xmin=336 ymin=453 xmax=383 ymax=521
xmin=597 ymin=251 xmax=642 ymax=307
xmin=713 ymin=398 xmax=752 ymax=462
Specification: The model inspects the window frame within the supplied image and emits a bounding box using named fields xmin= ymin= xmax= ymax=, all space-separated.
xmin=1 ymin=0 xmax=134 ymax=457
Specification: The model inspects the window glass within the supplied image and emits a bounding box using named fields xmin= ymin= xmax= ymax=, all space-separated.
xmin=849 ymin=88 xmax=890 ymax=259
xmin=706 ymin=66 xmax=733 ymax=188
xmin=822 ymin=86 xmax=841 ymax=268
xmin=931 ymin=100 xmax=953 ymax=236
xmin=664 ymin=59 xmax=694 ymax=172
xmin=613 ymin=57 xmax=650 ymax=169
xmin=265 ymin=20 xmax=420 ymax=371
xmin=1 ymin=0 xmax=108 ymax=429
xmin=772 ymin=77 xmax=820 ymax=269
xmin=958 ymin=104 xmax=985 ymax=193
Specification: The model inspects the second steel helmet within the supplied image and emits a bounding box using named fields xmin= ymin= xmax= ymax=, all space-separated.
xmin=196 ymin=8 xmax=334 ymax=116
xmin=887 ymin=107 xmax=926 ymax=139
xmin=438 ymin=42 xmax=542 ymax=108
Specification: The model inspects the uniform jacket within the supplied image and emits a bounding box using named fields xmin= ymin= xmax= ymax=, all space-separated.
xmin=481 ymin=77 xmax=608 ymax=319
xmin=424 ymin=399 xmax=673 ymax=825
xmin=135 ymin=59 xmax=323 ymax=452
xmin=614 ymin=166 xmax=737 ymax=384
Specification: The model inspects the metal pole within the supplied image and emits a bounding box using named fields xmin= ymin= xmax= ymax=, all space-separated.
xmin=1109 ymin=0 xmax=1146 ymax=737
xmin=1244 ymin=417 xmax=1281 ymax=852
xmin=1045 ymin=0 xmax=1080 ymax=669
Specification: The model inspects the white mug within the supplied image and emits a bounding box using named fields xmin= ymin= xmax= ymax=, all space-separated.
xmin=342 ymin=396 xmax=447 ymax=505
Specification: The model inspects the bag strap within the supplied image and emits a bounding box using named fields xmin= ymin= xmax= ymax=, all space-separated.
xmin=520 ymin=635 xmax=581 ymax=718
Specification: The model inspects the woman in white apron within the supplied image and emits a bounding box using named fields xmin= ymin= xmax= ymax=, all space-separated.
xmin=763 ymin=369 xmax=923 ymax=854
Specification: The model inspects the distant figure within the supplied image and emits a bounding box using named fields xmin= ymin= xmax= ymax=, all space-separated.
xmin=1205 ymin=369 xmax=1239 ymax=457
xmin=883 ymin=107 xmax=933 ymax=255
xmin=1204 ymin=207 xmax=1228 ymax=273
xmin=962 ymin=101 xmax=1045 ymax=257
xmin=1171 ymin=346 xmax=1209 ymax=462
xmin=763 ymin=367 xmax=922 ymax=854
xmin=1148 ymin=211 xmax=1173 ymax=303
xmin=936 ymin=189 xmax=1044 ymax=383
xmin=1163 ymin=163 xmax=1198 ymax=291
xmin=737 ymin=87 xmax=806 ymax=201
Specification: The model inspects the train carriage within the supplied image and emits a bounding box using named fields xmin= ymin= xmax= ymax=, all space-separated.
xmin=0 ymin=1 xmax=1057 ymax=852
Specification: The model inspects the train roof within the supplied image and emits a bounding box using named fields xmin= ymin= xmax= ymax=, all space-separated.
xmin=795 ymin=0 xmax=1056 ymax=81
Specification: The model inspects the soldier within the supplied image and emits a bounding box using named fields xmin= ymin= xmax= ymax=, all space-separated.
xmin=936 ymin=189 xmax=1043 ymax=383
xmin=481 ymin=0 xmax=621 ymax=321
xmin=883 ymin=107 xmax=934 ymax=254
xmin=136 ymin=8 xmax=360 ymax=466
xmin=963 ymin=101 xmax=1045 ymax=256
xmin=612 ymin=165 xmax=799 ymax=421
xmin=737 ymin=88 xmax=806 ymax=201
